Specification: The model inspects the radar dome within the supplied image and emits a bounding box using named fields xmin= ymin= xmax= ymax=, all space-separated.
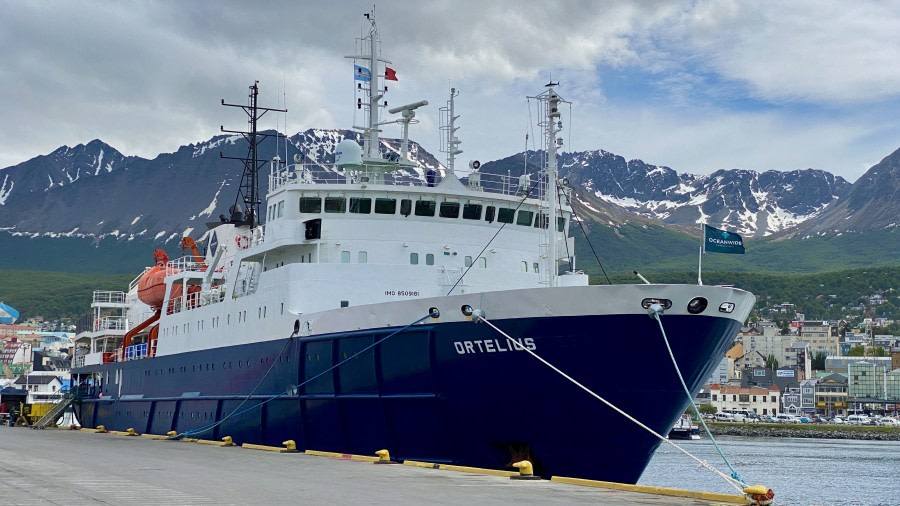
xmin=335 ymin=140 xmax=362 ymax=168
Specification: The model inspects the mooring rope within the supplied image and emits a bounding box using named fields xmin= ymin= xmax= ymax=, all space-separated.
xmin=477 ymin=315 xmax=746 ymax=494
xmin=647 ymin=303 xmax=745 ymax=485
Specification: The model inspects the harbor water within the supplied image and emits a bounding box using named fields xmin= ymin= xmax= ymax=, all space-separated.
xmin=639 ymin=435 xmax=900 ymax=505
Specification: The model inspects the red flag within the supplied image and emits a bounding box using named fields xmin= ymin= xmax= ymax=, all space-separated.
xmin=384 ymin=67 xmax=398 ymax=81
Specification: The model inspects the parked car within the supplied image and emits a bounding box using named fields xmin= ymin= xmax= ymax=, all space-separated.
xmin=776 ymin=414 xmax=801 ymax=424
xmin=714 ymin=413 xmax=736 ymax=422
xmin=761 ymin=415 xmax=778 ymax=423
xmin=846 ymin=414 xmax=872 ymax=425
xmin=876 ymin=417 xmax=900 ymax=427
xmin=798 ymin=416 xmax=812 ymax=423
xmin=832 ymin=416 xmax=845 ymax=424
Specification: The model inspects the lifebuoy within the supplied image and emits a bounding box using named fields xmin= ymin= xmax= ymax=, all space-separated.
xmin=235 ymin=235 xmax=250 ymax=250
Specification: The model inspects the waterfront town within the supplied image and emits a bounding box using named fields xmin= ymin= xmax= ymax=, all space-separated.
xmin=1 ymin=292 xmax=899 ymax=426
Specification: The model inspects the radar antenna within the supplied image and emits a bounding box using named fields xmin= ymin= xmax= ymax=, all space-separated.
xmin=220 ymin=81 xmax=287 ymax=229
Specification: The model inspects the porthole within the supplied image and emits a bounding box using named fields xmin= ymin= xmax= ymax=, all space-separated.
xmin=641 ymin=298 xmax=673 ymax=310
xmin=687 ymin=297 xmax=708 ymax=314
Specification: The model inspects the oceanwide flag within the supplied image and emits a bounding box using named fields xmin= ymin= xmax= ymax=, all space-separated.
xmin=384 ymin=66 xmax=398 ymax=81
xmin=354 ymin=65 xmax=371 ymax=82
xmin=703 ymin=224 xmax=745 ymax=254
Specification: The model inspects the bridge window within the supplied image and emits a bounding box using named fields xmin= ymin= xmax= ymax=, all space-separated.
xmin=400 ymin=199 xmax=412 ymax=216
xmin=558 ymin=217 xmax=566 ymax=232
xmin=426 ymin=253 xmax=434 ymax=265
xmin=358 ymin=251 xmax=368 ymax=263
xmin=410 ymin=253 xmax=419 ymax=265
xmin=463 ymin=203 xmax=482 ymax=220
xmin=299 ymin=197 xmax=321 ymax=213
xmin=478 ymin=257 xmax=487 ymax=268
xmin=349 ymin=198 xmax=372 ymax=214
xmin=439 ymin=202 xmax=460 ymax=218
xmin=464 ymin=256 xmax=472 ymax=267
xmin=341 ymin=251 xmax=351 ymax=263
xmin=277 ymin=200 xmax=285 ymax=218
xmin=517 ymin=210 xmax=534 ymax=226
xmin=521 ymin=261 xmax=528 ymax=272
xmin=484 ymin=206 xmax=495 ymax=223
xmin=534 ymin=213 xmax=548 ymax=229
xmin=415 ymin=200 xmax=436 ymax=217
xmin=533 ymin=262 xmax=540 ymax=273
xmin=374 ymin=198 xmax=396 ymax=214
xmin=497 ymin=208 xmax=515 ymax=224
xmin=324 ymin=197 xmax=346 ymax=213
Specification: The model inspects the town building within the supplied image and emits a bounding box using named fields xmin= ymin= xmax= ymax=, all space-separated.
xmin=781 ymin=342 xmax=812 ymax=380
xmin=708 ymin=384 xmax=782 ymax=416
xmin=825 ymin=356 xmax=892 ymax=373
xmin=782 ymin=386 xmax=802 ymax=415
xmin=815 ymin=373 xmax=848 ymax=416
xmin=800 ymin=378 xmax=818 ymax=414
xmin=734 ymin=350 xmax=767 ymax=375
xmin=796 ymin=321 xmax=840 ymax=357
xmin=12 ymin=374 xmax=64 ymax=403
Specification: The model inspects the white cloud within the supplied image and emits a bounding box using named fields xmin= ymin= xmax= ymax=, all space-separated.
xmin=1 ymin=0 xmax=898 ymax=182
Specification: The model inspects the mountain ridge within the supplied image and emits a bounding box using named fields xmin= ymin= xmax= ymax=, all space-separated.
xmin=0 ymin=132 xmax=897 ymax=274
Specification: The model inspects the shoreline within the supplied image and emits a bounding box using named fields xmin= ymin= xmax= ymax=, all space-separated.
xmin=703 ymin=422 xmax=900 ymax=441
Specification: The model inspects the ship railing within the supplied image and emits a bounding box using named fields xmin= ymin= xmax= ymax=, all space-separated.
xmin=167 ymin=286 xmax=226 ymax=314
xmin=93 ymin=316 xmax=128 ymax=332
xmin=127 ymin=311 xmax=156 ymax=330
xmin=167 ymin=256 xmax=207 ymax=275
xmin=92 ymin=290 xmax=126 ymax=305
xmin=73 ymin=355 xmax=85 ymax=368
xmin=268 ymin=163 xmax=548 ymax=198
xmin=128 ymin=267 xmax=151 ymax=291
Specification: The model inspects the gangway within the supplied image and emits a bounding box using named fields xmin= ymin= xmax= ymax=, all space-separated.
xmin=30 ymin=392 xmax=78 ymax=429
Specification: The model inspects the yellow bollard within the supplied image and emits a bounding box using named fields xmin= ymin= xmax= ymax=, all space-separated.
xmin=96 ymin=425 xmax=107 ymax=433
xmin=510 ymin=460 xmax=542 ymax=480
xmin=374 ymin=449 xmax=397 ymax=465
xmin=743 ymin=485 xmax=775 ymax=505
xmin=167 ymin=431 xmax=178 ymax=437
xmin=282 ymin=440 xmax=298 ymax=452
xmin=221 ymin=436 xmax=235 ymax=446
xmin=126 ymin=428 xmax=138 ymax=436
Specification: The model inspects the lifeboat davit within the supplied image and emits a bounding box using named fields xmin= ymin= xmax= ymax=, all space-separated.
xmin=137 ymin=249 xmax=182 ymax=309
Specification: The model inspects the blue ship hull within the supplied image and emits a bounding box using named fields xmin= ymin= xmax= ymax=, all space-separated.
xmin=73 ymin=313 xmax=738 ymax=483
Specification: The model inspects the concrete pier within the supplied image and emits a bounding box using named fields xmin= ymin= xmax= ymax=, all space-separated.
xmin=0 ymin=427 xmax=746 ymax=505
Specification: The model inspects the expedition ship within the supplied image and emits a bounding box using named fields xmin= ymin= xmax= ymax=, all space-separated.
xmin=71 ymin=13 xmax=755 ymax=483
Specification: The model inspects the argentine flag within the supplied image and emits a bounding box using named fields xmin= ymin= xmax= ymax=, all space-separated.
xmin=354 ymin=65 xmax=371 ymax=82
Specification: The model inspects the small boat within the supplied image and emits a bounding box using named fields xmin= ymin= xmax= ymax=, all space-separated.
xmin=668 ymin=414 xmax=701 ymax=440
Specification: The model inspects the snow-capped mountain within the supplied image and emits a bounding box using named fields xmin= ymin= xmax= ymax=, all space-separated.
xmin=0 ymin=130 xmax=894 ymax=274
xmin=0 ymin=130 xmax=442 ymax=243
xmin=480 ymin=150 xmax=853 ymax=237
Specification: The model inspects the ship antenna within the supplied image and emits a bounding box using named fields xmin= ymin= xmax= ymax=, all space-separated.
xmin=439 ymin=88 xmax=463 ymax=175
xmin=221 ymin=81 xmax=287 ymax=229
xmin=346 ymin=10 xmax=391 ymax=162
xmin=528 ymin=84 xmax=568 ymax=287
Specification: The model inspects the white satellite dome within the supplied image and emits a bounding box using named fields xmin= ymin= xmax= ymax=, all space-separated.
xmin=335 ymin=139 xmax=362 ymax=168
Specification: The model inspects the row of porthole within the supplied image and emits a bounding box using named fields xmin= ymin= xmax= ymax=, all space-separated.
xmin=140 ymin=355 xmax=287 ymax=378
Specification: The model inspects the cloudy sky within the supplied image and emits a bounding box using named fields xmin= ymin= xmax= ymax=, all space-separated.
xmin=3 ymin=1 xmax=899 ymax=182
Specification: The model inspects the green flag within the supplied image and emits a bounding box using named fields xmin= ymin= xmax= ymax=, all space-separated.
xmin=704 ymin=225 xmax=745 ymax=254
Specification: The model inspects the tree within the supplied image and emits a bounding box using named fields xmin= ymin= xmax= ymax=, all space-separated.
xmin=846 ymin=345 xmax=866 ymax=357
xmin=766 ymin=354 xmax=779 ymax=370
xmin=698 ymin=403 xmax=718 ymax=416
xmin=812 ymin=351 xmax=827 ymax=371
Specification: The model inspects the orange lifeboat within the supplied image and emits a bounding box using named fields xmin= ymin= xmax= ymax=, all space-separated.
xmin=137 ymin=249 xmax=182 ymax=309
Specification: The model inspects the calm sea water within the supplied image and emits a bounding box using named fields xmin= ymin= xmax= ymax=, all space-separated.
xmin=639 ymin=436 xmax=900 ymax=506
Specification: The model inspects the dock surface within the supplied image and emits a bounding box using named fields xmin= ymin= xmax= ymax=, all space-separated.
xmin=0 ymin=427 xmax=740 ymax=505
